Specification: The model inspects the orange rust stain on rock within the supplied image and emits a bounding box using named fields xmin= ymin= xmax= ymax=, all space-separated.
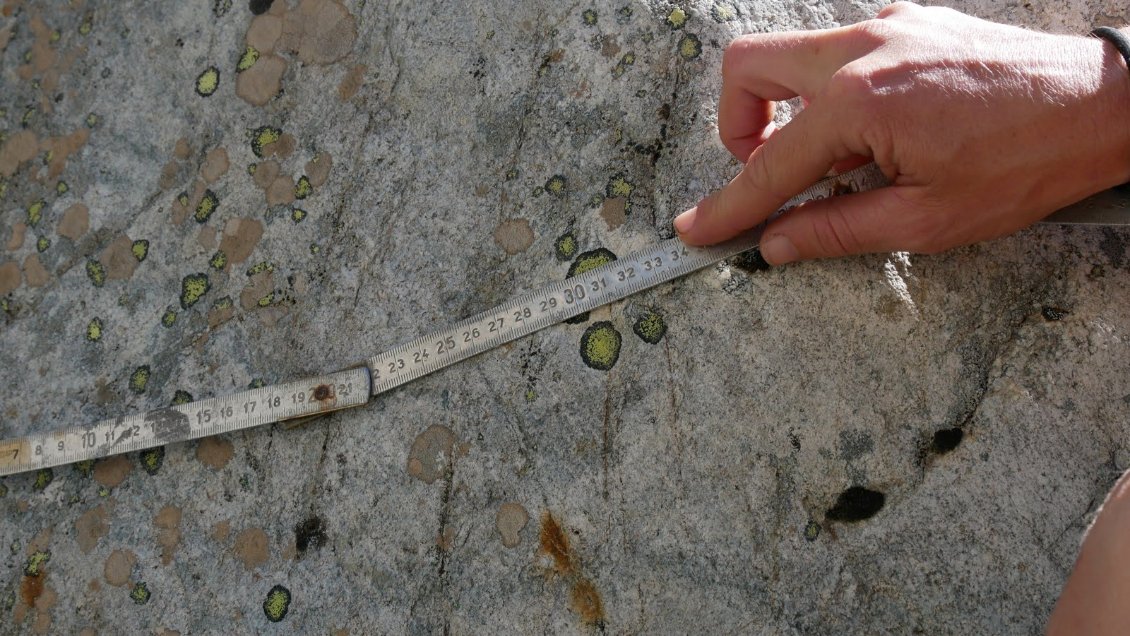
xmin=29 ymin=584 xmax=56 ymax=634
xmin=236 ymin=54 xmax=287 ymax=106
xmin=538 ymin=511 xmax=574 ymax=574
xmin=99 ymin=235 xmax=138 ymax=280
xmin=0 ymin=130 xmax=40 ymax=177
xmin=406 ymin=425 xmax=457 ymax=485
xmin=570 ymin=577 xmax=606 ymax=627
xmin=1 ymin=260 xmax=25 ymax=293
xmin=103 ymin=549 xmax=135 ymax=587
xmin=93 ymin=455 xmax=132 ymax=487
xmin=154 ymin=505 xmax=183 ymax=565
xmin=7 ymin=222 xmax=27 ymax=250
xmin=218 ymin=218 xmax=263 ymax=264
xmin=58 ymin=204 xmax=89 ymax=240
xmin=305 ymin=151 xmax=333 ymax=187
xmin=201 ymin=147 xmax=230 ymax=183
xmin=75 ymin=504 xmax=110 ymax=554
xmin=338 ymin=64 xmax=366 ymax=100
xmin=196 ymin=436 xmax=234 ymax=469
xmin=280 ymin=0 xmax=357 ymax=65
xmin=233 ymin=527 xmax=270 ymax=570
xmin=23 ymin=254 xmax=48 ymax=287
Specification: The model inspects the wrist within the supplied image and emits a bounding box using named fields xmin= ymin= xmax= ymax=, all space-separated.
xmin=1092 ymin=27 xmax=1130 ymax=188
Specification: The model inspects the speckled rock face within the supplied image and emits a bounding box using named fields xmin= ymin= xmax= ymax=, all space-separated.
xmin=2 ymin=0 xmax=1130 ymax=633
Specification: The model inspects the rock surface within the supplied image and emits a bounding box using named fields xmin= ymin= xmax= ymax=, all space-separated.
xmin=2 ymin=0 xmax=1130 ymax=633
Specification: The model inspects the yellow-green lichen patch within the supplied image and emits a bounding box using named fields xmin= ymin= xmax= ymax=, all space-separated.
xmin=237 ymin=46 xmax=260 ymax=72
xmin=567 ymin=247 xmax=617 ymax=278
xmin=554 ymin=233 xmax=577 ymax=261
xmin=85 ymin=112 xmax=99 ymax=127
xmin=194 ymin=190 xmax=219 ymax=223
xmin=161 ymin=308 xmax=177 ymax=328
xmin=263 ymin=585 xmax=291 ymax=622
xmin=291 ymin=208 xmax=307 ymax=223
xmin=257 ymin=291 xmax=274 ymax=307
xmin=246 ymin=261 xmax=274 ymax=276
xmin=525 ymin=388 xmax=536 ymax=403
xmin=0 ymin=483 xmax=7 ymax=497
xmin=36 ymin=236 xmax=50 ymax=252
xmin=545 ymin=175 xmax=567 ymax=197
xmin=803 ymin=520 xmax=820 ymax=541
xmin=582 ymin=9 xmax=597 ymax=25
xmin=129 ymin=366 xmax=151 ymax=394
xmin=176 ymin=192 xmax=189 ymax=208
xmin=209 ymin=251 xmax=227 ymax=270
xmin=86 ymin=259 xmax=106 ymax=287
xmin=79 ymin=14 xmax=93 ymax=35
xmin=33 ymin=468 xmax=53 ymax=491
xmin=678 ymin=34 xmax=703 ymax=60
xmin=27 ymin=199 xmax=45 ymax=226
xmin=140 ymin=447 xmax=165 ymax=476
xmin=712 ymin=3 xmax=737 ymax=21
xmin=55 ymin=180 xmax=68 ymax=195
xmin=580 ymin=321 xmax=622 ymax=371
xmin=172 ymin=390 xmax=193 ymax=405
xmin=248 ymin=378 xmax=266 ymax=389
xmin=74 ymin=460 xmax=95 ymax=476
xmin=612 ymin=52 xmax=636 ymax=78
xmin=606 ymin=174 xmax=634 ymax=198
xmin=0 ymin=181 xmax=7 ymax=200
xmin=86 ymin=317 xmax=103 ymax=342
xmin=251 ymin=126 xmax=282 ymax=158
xmin=309 ymin=243 xmax=320 ymax=255
xmin=195 ymin=66 xmax=220 ymax=97
xmin=24 ymin=550 xmax=50 ymax=576
xmin=131 ymin=240 xmax=149 ymax=262
xmin=180 ymin=273 xmax=211 ymax=309
xmin=294 ymin=175 xmax=312 ymax=199
xmin=633 ymin=310 xmax=667 ymax=344
xmin=666 ymin=7 xmax=687 ymax=29
xmin=130 ymin=582 xmax=151 ymax=605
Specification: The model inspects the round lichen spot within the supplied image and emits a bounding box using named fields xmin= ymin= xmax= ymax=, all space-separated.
xmin=86 ymin=317 xmax=104 ymax=342
xmin=632 ymin=311 xmax=667 ymax=344
xmin=567 ymin=247 xmax=617 ymax=278
xmin=582 ymin=9 xmax=597 ymax=25
xmin=176 ymin=192 xmax=189 ymax=208
xmin=86 ymin=259 xmax=106 ymax=287
xmin=246 ymin=261 xmax=274 ymax=276
xmin=309 ymin=243 xmax=320 ymax=255
xmin=171 ymin=390 xmax=194 ymax=405
xmin=129 ymin=366 xmax=151 ymax=394
xmin=580 ymin=321 xmax=622 ymax=371
xmin=712 ymin=3 xmax=737 ymax=21
xmin=36 ymin=236 xmax=50 ymax=253
xmin=33 ymin=468 xmax=53 ymax=491
xmin=27 ymin=199 xmax=44 ymax=226
xmin=294 ymin=175 xmax=312 ymax=199
xmin=263 ymin=585 xmax=291 ymax=622
xmin=195 ymin=66 xmax=220 ymax=97
xmin=247 ymin=163 xmax=258 ymax=176
xmin=24 ymin=550 xmax=50 ymax=576
xmin=291 ymin=208 xmax=307 ymax=223
xmin=209 ymin=251 xmax=227 ymax=270
xmin=666 ymin=7 xmax=687 ymax=29
xmin=79 ymin=14 xmax=94 ymax=35
xmin=554 ymin=233 xmax=577 ymax=261
xmin=251 ymin=126 xmax=282 ymax=158
xmin=194 ymin=190 xmax=219 ymax=223
xmin=803 ymin=521 xmax=821 ymax=541
xmin=678 ymin=34 xmax=703 ymax=60
xmin=85 ymin=112 xmax=99 ymax=127
xmin=161 ymin=308 xmax=177 ymax=328
xmin=140 ymin=446 xmax=165 ymax=475
xmin=130 ymin=582 xmax=151 ymax=605
xmin=180 ymin=273 xmax=211 ymax=309
xmin=55 ymin=180 xmax=69 ymax=195
xmin=606 ymin=174 xmax=634 ymax=198
xmin=131 ymin=240 xmax=149 ymax=262
xmin=237 ymin=46 xmax=260 ymax=72
xmin=545 ymin=175 xmax=567 ymax=197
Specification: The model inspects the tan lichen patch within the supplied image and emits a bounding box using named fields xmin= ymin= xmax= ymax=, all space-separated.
xmin=40 ymin=128 xmax=89 ymax=179
xmin=337 ymin=64 xmax=366 ymax=100
xmin=23 ymin=254 xmax=48 ymax=287
xmin=279 ymin=0 xmax=357 ymax=65
xmin=7 ymin=222 xmax=26 ymax=250
xmin=200 ymin=147 xmax=230 ymax=183
xmin=196 ymin=436 xmax=233 ymax=469
xmin=99 ymin=235 xmax=139 ymax=280
xmin=236 ymin=54 xmax=286 ymax=106
xmin=406 ymin=425 xmax=457 ymax=484
xmin=267 ymin=175 xmax=295 ymax=205
xmin=240 ymin=271 xmax=274 ymax=310
xmin=93 ymin=455 xmax=132 ymax=488
xmin=159 ymin=160 xmax=180 ymax=190
xmin=305 ymin=151 xmax=333 ymax=187
xmin=58 ymin=204 xmax=88 ymax=240
xmin=153 ymin=505 xmax=182 ymax=566
xmin=233 ymin=527 xmax=269 ymax=570
xmin=0 ymin=130 xmax=40 ymax=177
xmin=103 ymin=549 xmax=135 ymax=587
xmin=16 ymin=15 xmax=56 ymax=80
xmin=261 ymin=133 xmax=295 ymax=158
xmin=253 ymin=159 xmax=281 ymax=189
xmin=493 ymin=218 xmax=535 ymax=255
xmin=218 ymin=218 xmax=263 ymax=264
xmin=247 ymin=13 xmax=283 ymax=52
xmin=211 ymin=519 xmax=231 ymax=543
xmin=600 ymin=197 xmax=627 ymax=230
xmin=496 ymin=502 xmax=529 ymax=548
xmin=0 ymin=260 xmax=20 ymax=294
xmin=75 ymin=504 xmax=110 ymax=554
xmin=197 ymin=225 xmax=217 ymax=250
xmin=174 ymin=137 xmax=192 ymax=160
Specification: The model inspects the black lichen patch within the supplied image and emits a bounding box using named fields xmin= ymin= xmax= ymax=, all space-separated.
xmin=931 ymin=428 xmax=964 ymax=454
xmin=579 ymin=321 xmax=622 ymax=371
xmin=1042 ymin=306 xmax=1069 ymax=321
xmin=295 ymin=516 xmax=327 ymax=554
xmin=678 ymin=34 xmax=703 ymax=60
xmin=249 ymin=0 xmax=273 ymax=15
xmin=564 ymin=312 xmax=590 ymax=325
xmin=825 ymin=486 xmax=885 ymax=522
xmin=213 ymin=0 xmax=233 ymax=17
xmin=140 ymin=446 xmax=165 ymax=475
xmin=194 ymin=190 xmax=219 ymax=223
xmin=180 ymin=273 xmax=211 ymax=309
xmin=632 ymin=311 xmax=666 ymax=344
xmin=263 ymin=585 xmax=291 ymax=622
xmin=130 ymin=581 xmax=151 ymax=605
xmin=731 ymin=248 xmax=771 ymax=273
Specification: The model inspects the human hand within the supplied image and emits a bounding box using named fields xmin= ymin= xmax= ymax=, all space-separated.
xmin=674 ymin=2 xmax=1130 ymax=264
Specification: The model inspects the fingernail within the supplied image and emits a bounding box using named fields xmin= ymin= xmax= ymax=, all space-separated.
xmin=674 ymin=207 xmax=697 ymax=235
xmin=760 ymin=234 xmax=799 ymax=265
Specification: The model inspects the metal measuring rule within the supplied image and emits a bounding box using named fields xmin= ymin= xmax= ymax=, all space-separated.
xmin=2 ymin=163 xmax=1126 ymax=477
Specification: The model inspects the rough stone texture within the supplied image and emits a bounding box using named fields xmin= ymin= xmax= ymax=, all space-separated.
xmin=1 ymin=0 xmax=1130 ymax=633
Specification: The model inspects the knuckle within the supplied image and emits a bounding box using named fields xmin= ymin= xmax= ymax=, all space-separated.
xmin=811 ymin=205 xmax=862 ymax=257
xmin=876 ymin=1 xmax=918 ymax=19
xmin=741 ymin=153 xmax=787 ymax=202
xmin=721 ymin=36 xmax=757 ymax=76
xmin=826 ymin=61 xmax=875 ymax=101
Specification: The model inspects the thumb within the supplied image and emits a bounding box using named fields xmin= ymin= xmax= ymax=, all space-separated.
xmin=759 ymin=186 xmax=927 ymax=264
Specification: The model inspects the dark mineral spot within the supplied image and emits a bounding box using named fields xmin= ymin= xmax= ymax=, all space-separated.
xmin=295 ymin=516 xmax=327 ymax=553
xmin=312 ymin=384 xmax=333 ymax=402
xmin=731 ymin=248 xmax=771 ymax=273
xmin=825 ymin=486 xmax=885 ymax=522
xmin=1042 ymin=306 xmax=1069 ymax=321
xmin=931 ymin=427 xmax=964 ymax=454
xmin=249 ymin=0 xmax=273 ymax=14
